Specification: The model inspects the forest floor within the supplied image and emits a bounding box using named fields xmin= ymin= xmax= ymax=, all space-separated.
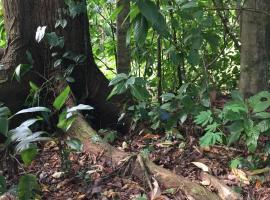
xmin=4 ymin=99 xmax=270 ymax=200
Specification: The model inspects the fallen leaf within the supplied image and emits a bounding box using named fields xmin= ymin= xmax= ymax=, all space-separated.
xmin=143 ymin=133 xmax=160 ymax=140
xmin=191 ymin=162 xmax=211 ymax=172
xmin=231 ymin=169 xmax=250 ymax=185
xmin=52 ymin=171 xmax=65 ymax=179
xmin=151 ymin=179 xmax=162 ymax=200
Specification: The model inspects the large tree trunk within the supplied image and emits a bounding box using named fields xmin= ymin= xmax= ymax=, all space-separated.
xmin=239 ymin=0 xmax=270 ymax=97
xmin=0 ymin=0 xmax=120 ymax=128
xmin=116 ymin=0 xmax=131 ymax=74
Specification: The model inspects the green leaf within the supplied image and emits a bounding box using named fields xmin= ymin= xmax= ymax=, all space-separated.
xmin=0 ymin=175 xmax=6 ymax=195
xmin=57 ymin=112 xmax=76 ymax=132
xmin=181 ymin=1 xmax=197 ymax=10
xmin=249 ymin=91 xmax=270 ymax=113
xmin=199 ymin=132 xmax=223 ymax=147
xmin=14 ymin=107 xmax=50 ymax=116
xmin=194 ymin=110 xmax=213 ymax=127
xmin=227 ymin=131 xmax=241 ymax=146
xmin=161 ymin=93 xmax=175 ymax=102
xmin=0 ymin=106 xmax=11 ymax=118
xmin=110 ymin=5 xmax=124 ymax=21
xmin=109 ymin=73 xmax=128 ymax=86
xmin=187 ymin=50 xmax=199 ymax=66
xmin=107 ymin=81 xmax=127 ymax=99
xmin=55 ymin=19 xmax=67 ymax=29
xmin=0 ymin=117 xmax=8 ymax=137
xmin=20 ymin=145 xmax=38 ymax=166
xmin=65 ymin=0 xmax=86 ymax=18
xmin=14 ymin=64 xmax=32 ymax=82
xmin=253 ymin=112 xmax=270 ymax=119
xmin=231 ymin=90 xmax=243 ymax=101
xmin=136 ymin=0 xmax=169 ymax=37
xmin=134 ymin=14 xmax=148 ymax=46
xmin=66 ymin=138 xmax=83 ymax=151
xmin=53 ymin=86 xmax=71 ymax=110
xmin=67 ymin=104 xmax=94 ymax=113
xmin=54 ymin=59 xmax=62 ymax=68
xmin=103 ymin=131 xmax=117 ymax=143
xmin=130 ymin=85 xmax=150 ymax=101
xmin=256 ymin=120 xmax=270 ymax=132
xmin=18 ymin=174 xmax=39 ymax=200
xmin=46 ymin=32 xmax=65 ymax=49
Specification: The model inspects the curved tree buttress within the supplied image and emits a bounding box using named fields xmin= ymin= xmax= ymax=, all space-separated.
xmin=0 ymin=0 xmax=120 ymax=128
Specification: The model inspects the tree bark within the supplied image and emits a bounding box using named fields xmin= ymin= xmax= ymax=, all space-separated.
xmin=116 ymin=0 xmax=131 ymax=74
xmin=0 ymin=0 xmax=120 ymax=128
xmin=239 ymin=0 xmax=270 ymax=97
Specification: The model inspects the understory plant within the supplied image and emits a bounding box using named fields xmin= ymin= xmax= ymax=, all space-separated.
xmin=195 ymin=90 xmax=270 ymax=153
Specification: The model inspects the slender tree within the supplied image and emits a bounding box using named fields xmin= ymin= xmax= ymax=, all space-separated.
xmin=116 ymin=0 xmax=131 ymax=74
xmin=239 ymin=0 xmax=270 ymax=97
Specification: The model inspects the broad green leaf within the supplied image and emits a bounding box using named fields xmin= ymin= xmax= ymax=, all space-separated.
xmin=65 ymin=0 xmax=86 ymax=18
xmin=46 ymin=32 xmax=65 ymax=49
xmin=161 ymin=93 xmax=175 ymax=102
xmin=130 ymin=85 xmax=150 ymax=101
xmin=57 ymin=112 xmax=76 ymax=132
xmin=256 ymin=120 xmax=270 ymax=132
xmin=109 ymin=73 xmax=128 ymax=86
xmin=134 ymin=14 xmax=148 ymax=46
xmin=66 ymin=138 xmax=83 ymax=151
xmin=0 ymin=117 xmax=8 ymax=137
xmin=18 ymin=174 xmax=39 ymax=200
xmin=227 ymin=121 xmax=244 ymax=133
xmin=14 ymin=107 xmax=50 ymax=116
xmin=227 ymin=131 xmax=241 ymax=146
xmin=136 ymin=0 xmax=169 ymax=37
xmin=20 ymin=119 xmax=40 ymax=128
xmin=199 ymin=131 xmax=223 ymax=147
xmin=67 ymin=104 xmax=93 ymax=113
xmin=253 ymin=112 xmax=270 ymax=119
xmin=231 ymin=90 xmax=243 ymax=101
xmin=53 ymin=86 xmax=71 ymax=110
xmin=14 ymin=64 xmax=32 ymax=82
xmin=249 ymin=91 xmax=270 ymax=113
xmin=0 ymin=175 xmax=6 ymax=195
xmin=55 ymin=19 xmax=67 ymax=29
xmin=194 ymin=110 xmax=213 ymax=127
xmin=0 ymin=106 xmax=11 ymax=117
xmin=107 ymin=81 xmax=127 ymax=99
xmin=187 ymin=50 xmax=199 ymax=66
xmin=20 ymin=145 xmax=38 ymax=166
xmin=181 ymin=1 xmax=197 ymax=10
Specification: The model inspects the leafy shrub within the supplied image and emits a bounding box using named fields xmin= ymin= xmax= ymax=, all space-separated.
xmin=195 ymin=91 xmax=270 ymax=152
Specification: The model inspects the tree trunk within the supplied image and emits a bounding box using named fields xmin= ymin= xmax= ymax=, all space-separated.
xmin=116 ymin=0 xmax=131 ymax=74
xmin=0 ymin=0 xmax=120 ymax=128
xmin=239 ymin=0 xmax=270 ymax=97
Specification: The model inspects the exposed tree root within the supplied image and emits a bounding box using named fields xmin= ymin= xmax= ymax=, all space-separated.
xmin=68 ymin=115 xmax=221 ymax=200
xmin=201 ymin=172 xmax=242 ymax=200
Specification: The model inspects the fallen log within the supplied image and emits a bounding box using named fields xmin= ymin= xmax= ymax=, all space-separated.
xmin=68 ymin=115 xmax=221 ymax=200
